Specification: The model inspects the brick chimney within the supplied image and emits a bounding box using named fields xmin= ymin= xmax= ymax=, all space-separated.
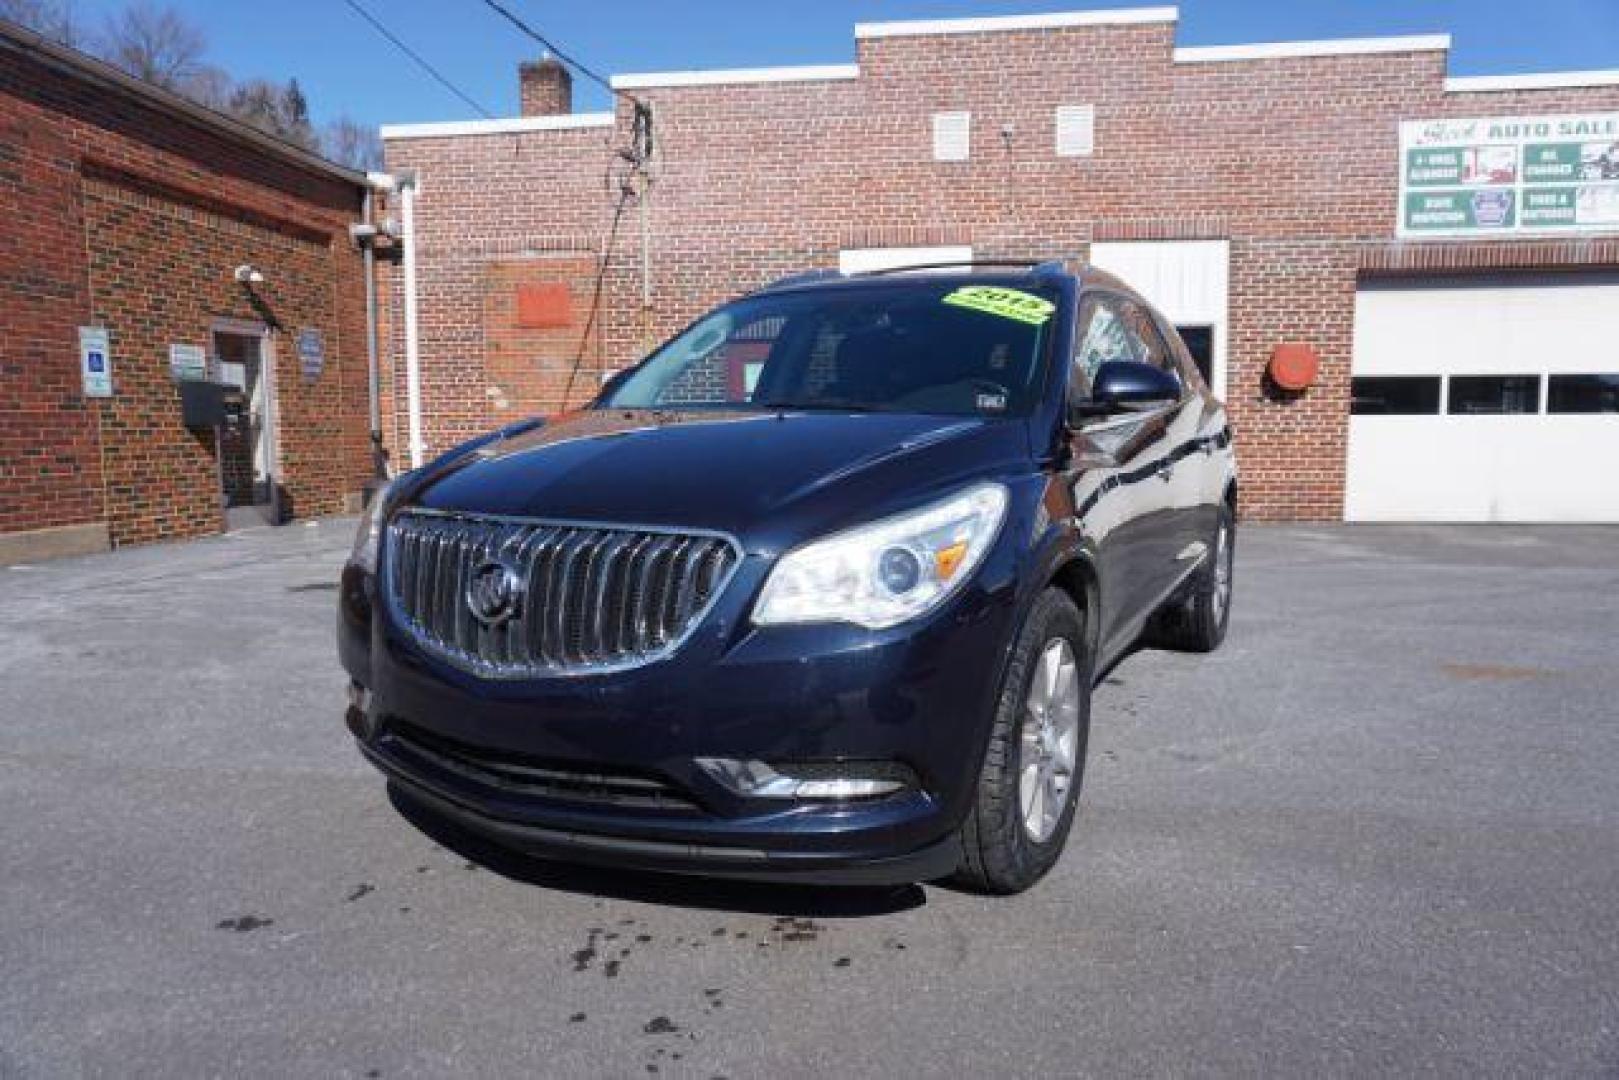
xmin=519 ymin=57 xmax=572 ymax=117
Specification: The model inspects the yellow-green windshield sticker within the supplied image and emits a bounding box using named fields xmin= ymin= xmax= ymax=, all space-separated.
xmin=942 ymin=285 xmax=1056 ymax=326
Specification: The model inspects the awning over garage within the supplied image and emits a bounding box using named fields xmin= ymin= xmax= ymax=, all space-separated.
xmin=1346 ymin=273 xmax=1619 ymax=523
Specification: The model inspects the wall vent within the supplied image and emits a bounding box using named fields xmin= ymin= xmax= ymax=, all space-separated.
xmin=932 ymin=111 xmax=971 ymax=162
xmin=1055 ymin=105 xmax=1096 ymax=157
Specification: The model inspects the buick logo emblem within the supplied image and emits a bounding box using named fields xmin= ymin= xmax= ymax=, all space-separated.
xmin=466 ymin=559 xmax=524 ymax=627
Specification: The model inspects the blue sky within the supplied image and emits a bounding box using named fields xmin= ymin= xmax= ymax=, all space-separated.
xmin=61 ymin=0 xmax=1619 ymax=126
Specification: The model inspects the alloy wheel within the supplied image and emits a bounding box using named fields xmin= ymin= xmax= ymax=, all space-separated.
xmin=1018 ymin=638 xmax=1081 ymax=843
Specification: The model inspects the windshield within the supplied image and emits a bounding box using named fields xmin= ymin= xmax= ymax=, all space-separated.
xmin=600 ymin=281 xmax=1059 ymax=417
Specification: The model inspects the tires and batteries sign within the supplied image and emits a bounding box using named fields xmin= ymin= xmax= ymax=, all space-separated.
xmin=1398 ymin=112 xmax=1619 ymax=237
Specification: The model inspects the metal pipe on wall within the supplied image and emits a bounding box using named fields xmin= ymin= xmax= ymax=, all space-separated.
xmin=361 ymin=187 xmax=382 ymax=471
xmin=354 ymin=171 xmax=402 ymax=486
xmin=395 ymin=170 xmax=425 ymax=470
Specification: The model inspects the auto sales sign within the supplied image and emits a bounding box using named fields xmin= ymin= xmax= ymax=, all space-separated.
xmin=1398 ymin=112 xmax=1619 ymax=237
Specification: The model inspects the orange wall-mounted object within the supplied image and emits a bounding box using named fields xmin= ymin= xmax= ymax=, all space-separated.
xmin=1269 ymin=343 xmax=1319 ymax=392
xmin=516 ymin=283 xmax=572 ymax=329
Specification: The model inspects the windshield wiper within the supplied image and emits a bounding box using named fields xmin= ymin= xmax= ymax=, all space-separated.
xmin=760 ymin=398 xmax=879 ymax=413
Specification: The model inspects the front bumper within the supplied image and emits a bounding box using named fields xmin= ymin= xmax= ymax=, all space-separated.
xmin=339 ymin=546 xmax=1021 ymax=886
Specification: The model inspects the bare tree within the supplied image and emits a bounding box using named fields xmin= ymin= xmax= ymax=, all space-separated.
xmin=182 ymin=63 xmax=233 ymax=110
xmin=12 ymin=0 xmax=364 ymax=167
xmin=321 ymin=117 xmax=383 ymax=172
xmin=226 ymin=77 xmax=318 ymax=150
xmin=0 ymin=0 xmax=83 ymax=46
xmin=100 ymin=1 xmax=205 ymax=90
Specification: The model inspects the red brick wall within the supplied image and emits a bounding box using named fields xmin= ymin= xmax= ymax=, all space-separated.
xmin=0 ymin=57 xmax=102 ymax=535
xmin=383 ymin=18 xmax=1619 ymax=520
xmin=484 ymin=256 xmax=603 ymax=417
xmin=0 ymin=44 xmax=372 ymax=545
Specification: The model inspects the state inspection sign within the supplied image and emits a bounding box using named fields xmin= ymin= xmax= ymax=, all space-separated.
xmin=1398 ymin=112 xmax=1619 ymax=238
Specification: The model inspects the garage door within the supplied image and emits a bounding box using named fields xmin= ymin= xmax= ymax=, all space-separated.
xmin=1346 ymin=273 xmax=1619 ymax=522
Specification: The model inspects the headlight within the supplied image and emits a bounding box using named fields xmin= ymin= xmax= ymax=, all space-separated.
xmin=349 ymin=479 xmax=396 ymax=574
xmin=753 ymin=482 xmax=1009 ymax=630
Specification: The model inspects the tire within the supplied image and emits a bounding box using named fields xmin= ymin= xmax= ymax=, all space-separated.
xmin=953 ymin=588 xmax=1092 ymax=895
xmin=1153 ymin=503 xmax=1234 ymax=653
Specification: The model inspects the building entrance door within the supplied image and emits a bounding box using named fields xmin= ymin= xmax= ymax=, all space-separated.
xmin=212 ymin=323 xmax=280 ymax=529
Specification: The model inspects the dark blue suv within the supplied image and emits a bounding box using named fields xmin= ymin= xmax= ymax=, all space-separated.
xmin=339 ymin=261 xmax=1236 ymax=893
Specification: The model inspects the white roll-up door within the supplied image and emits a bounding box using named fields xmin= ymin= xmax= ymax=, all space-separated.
xmin=1346 ymin=273 xmax=1619 ymax=522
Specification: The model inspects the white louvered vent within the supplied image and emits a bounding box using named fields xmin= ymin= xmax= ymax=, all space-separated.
xmin=932 ymin=111 xmax=971 ymax=161
xmin=1055 ymin=104 xmax=1095 ymax=157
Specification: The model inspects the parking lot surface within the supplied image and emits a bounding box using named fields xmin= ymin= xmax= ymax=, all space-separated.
xmin=3 ymin=520 xmax=1617 ymax=1077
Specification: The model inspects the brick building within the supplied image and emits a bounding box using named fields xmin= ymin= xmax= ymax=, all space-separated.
xmin=382 ymin=6 xmax=1619 ymax=523
xmin=0 ymin=20 xmax=377 ymax=559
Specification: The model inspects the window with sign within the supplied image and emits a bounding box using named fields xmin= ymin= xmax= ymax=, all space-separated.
xmin=605 ymin=281 xmax=1058 ymax=417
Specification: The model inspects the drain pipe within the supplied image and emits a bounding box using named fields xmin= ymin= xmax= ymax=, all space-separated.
xmin=393 ymin=169 xmax=425 ymax=470
xmin=351 ymin=173 xmax=394 ymax=484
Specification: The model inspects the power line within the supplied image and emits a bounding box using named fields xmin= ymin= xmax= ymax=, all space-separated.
xmin=469 ymin=0 xmax=655 ymax=404
xmin=473 ymin=0 xmax=654 ymax=162
xmin=474 ymin=0 xmax=633 ymax=105
xmin=341 ymin=0 xmax=495 ymax=120
xmin=561 ymin=179 xmax=635 ymax=409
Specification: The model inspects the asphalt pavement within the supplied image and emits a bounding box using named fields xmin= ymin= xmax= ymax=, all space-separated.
xmin=2 ymin=519 xmax=1617 ymax=1077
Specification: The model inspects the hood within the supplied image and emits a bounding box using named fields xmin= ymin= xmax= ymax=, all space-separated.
xmin=410 ymin=409 xmax=1031 ymax=552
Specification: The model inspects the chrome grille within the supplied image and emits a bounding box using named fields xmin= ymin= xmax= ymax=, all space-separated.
xmin=385 ymin=510 xmax=740 ymax=678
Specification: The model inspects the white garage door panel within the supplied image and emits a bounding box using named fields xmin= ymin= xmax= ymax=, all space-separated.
xmin=1346 ymin=416 xmax=1619 ymax=523
xmin=1355 ymin=276 xmax=1619 ymax=376
xmin=1348 ymin=274 xmax=1619 ymax=524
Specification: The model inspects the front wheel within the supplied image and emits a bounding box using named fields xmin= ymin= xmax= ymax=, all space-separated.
xmin=953 ymin=588 xmax=1092 ymax=895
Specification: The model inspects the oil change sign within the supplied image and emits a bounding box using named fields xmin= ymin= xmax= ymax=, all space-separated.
xmin=1399 ymin=112 xmax=1619 ymax=237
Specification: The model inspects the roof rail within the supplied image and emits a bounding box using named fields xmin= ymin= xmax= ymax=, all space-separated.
xmin=759 ymin=268 xmax=845 ymax=291
xmin=860 ymin=258 xmax=1072 ymax=277
xmin=756 ymin=258 xmax=1075 ymax=293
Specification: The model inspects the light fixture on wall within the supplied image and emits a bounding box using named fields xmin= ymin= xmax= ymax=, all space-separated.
xmin=233 ymin=264 xmax=266 ymax=285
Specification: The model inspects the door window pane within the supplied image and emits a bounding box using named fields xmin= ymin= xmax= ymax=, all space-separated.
xmin=1547 ymin=373 xmax=1619 ymax=414
xmin=1119 ymin=300 xmax=1176 ymax=377
xmin=1073 ymin=297 xmax=1132 ymax=385
xmin=1176 ymin=325 xmax=1214 ymax=385
xmin=1447 ymin=375 xmax=1540 ymax=415
xmin=1350 ymin=376 xmax=1441 ymax=415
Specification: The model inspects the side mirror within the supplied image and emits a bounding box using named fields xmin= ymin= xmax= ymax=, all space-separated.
xmin=1070 ymin=360 xmax=1181 ymax=422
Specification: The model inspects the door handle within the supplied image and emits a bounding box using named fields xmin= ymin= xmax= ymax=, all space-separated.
xmin=1155 ymin=459 xmax=1173 ymax=482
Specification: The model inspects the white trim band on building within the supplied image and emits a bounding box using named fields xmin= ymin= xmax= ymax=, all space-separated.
xmin=1444 ymin=69 xmax=1619 ymax=92
xmin=381 ymin=113 xmax=615 ymax=140
xmin=1172 ymin=34 xmax=1450 ymax=64
xmin=609 ymin=64 xmax=861 ymax=90
xmin=855 ymin=7 xmax=1178 ymax=39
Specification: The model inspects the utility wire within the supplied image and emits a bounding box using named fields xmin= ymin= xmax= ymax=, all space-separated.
xmin=341 ymin=0 xmax=495 ymax=119
xmin=470 ymin=0 xmax=653 ymax=407
xmin=474 ymin=0 xmax=637 ymax=106
xmin=561 ymin=180 xmax=635 ymax=409
xmin=472 ymin=0 xmax=654 ymax=162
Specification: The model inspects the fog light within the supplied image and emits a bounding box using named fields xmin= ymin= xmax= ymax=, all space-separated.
xmin=694 ymin=758 xmax=909 ymax=800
